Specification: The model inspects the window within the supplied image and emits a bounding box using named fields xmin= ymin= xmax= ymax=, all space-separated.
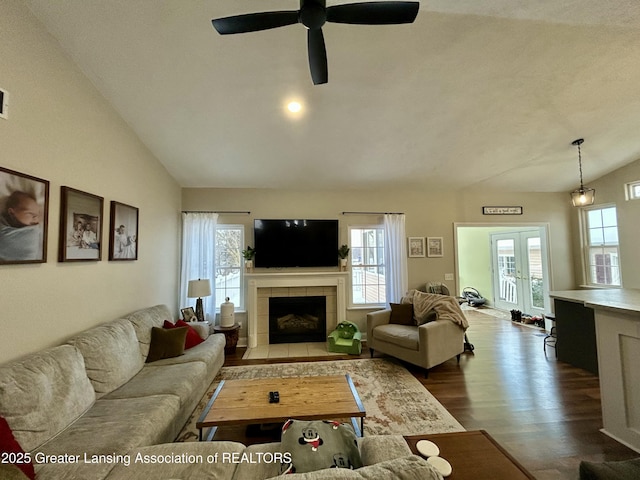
xmin=215 ymin=225 xmax=244 ymax=309
xmin=349 ymin=226 xmax=386 ymax=305
xmin=582 ymin=206 xmax=621 ymax=286
xmin=625 ymin=180 xmax=640 ymax=200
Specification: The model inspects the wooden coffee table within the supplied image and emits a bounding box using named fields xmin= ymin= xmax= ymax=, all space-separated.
xmin=196 ymin=374 xmax=366 ymax=441
xmin=404 ymin=430 xmax=535 ymax=479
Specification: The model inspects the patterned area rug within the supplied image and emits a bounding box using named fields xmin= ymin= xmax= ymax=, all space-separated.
xmin=177 ymin=358 xmax=464 ymax=442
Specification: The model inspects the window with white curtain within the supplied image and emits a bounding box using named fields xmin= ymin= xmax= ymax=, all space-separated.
xmin=215 ymin=225 xmax=244 ymax=309
xmin=349 ymin=226 xmax=386 ymax=306
xmin=582 ymin=205 xmax=621 ymax=287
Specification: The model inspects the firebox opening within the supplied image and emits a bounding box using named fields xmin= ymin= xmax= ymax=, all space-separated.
xmin=269 ymin=296 xmax=326 ymax=344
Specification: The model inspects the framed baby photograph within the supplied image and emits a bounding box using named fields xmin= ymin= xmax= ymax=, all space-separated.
xmin=0 ymin=166 xmax=49 ymax=265
xmin=59 ymin=186 xmax=104 ymax=262
xmin=109 ymin=201 xmax=138 ymax=261
xmin=181 ymin=307 xmax=197 ymax=322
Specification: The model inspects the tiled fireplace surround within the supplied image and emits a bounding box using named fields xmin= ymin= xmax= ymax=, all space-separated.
xmin=246 ymin=272 xmax=348 ymax=347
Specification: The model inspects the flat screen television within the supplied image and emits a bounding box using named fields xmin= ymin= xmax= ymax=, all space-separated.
xmin=253 ymin=219 xmax=339 ymax=268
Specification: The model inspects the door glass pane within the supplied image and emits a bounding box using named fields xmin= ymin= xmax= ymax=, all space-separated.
xmin=497 ymin=239 xmax=517 ymax=304
xmin=527 ymin=237 xmax=544 ymax=309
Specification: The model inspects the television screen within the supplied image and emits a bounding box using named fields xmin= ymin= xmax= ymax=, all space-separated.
xmin=253 ymin=219 xmax=339 ymax=268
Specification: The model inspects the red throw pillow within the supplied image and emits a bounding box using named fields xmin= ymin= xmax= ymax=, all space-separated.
xmin=175 ymin=320 xmax=205 ymax=349
xmin=0 ymin=416 xmax=36 ymax=480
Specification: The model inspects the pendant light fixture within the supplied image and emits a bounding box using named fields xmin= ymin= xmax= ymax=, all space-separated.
xmin=570 ymin=138 xmax=596 ymax=207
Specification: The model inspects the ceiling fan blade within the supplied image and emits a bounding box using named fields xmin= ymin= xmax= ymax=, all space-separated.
xmin=212 ymin=11 xmax=299 ymax=35
xmin=308 ymin=29 xmax=328 ymax=85
xmin=326 ymin=1 xmax=419 ymax=25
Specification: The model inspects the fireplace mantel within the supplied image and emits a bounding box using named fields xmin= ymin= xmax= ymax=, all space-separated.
xmin=246 ymin=271 xmax=348 ymax=348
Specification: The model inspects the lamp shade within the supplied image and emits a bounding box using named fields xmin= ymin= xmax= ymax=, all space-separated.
xmin=187 ymin=279 xmax=211 ymax=298
xmin=570 ymin=187 xmax=596 ymax=207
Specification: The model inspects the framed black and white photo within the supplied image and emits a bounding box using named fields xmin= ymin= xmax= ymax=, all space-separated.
xmin=408 ymin=237 xmax=425 ymax=257
xmin=109 ymin=201 xmax=138 ymax=261
xmin=0 ymin=166 xmax=49 ymax=265
xmin=59 ymin=186 xmax=104 ymax=262
xmin=181 ymin=307 xmax=197 ymax=322
xmin=427 ymin=237 xmax=444 ymax=257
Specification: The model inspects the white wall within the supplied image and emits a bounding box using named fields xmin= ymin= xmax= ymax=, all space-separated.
xmin=0 ymin=1 xmax=181 ymax=364
xmin=182 ymin=187 xmax=575 ymax=337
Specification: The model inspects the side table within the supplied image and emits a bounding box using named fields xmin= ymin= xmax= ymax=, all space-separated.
xmin=213 ymin=323 xmax=241 ymax=354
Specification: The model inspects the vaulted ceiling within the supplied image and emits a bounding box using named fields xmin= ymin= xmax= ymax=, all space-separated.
xmin=25 ymin=0 xmax=640 ymax=192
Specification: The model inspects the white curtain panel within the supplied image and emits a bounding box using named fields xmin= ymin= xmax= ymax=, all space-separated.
xmin=383 ymin=214 xmax=408 ymax=304
xmin=179 ymin=212 xmax=218 ymax=322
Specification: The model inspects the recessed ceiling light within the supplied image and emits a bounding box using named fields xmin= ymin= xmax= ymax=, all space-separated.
xmin=287 ymin=101 xmax=302 ymax=113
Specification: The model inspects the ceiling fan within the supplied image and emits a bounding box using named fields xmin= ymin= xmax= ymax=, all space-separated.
xmin=212 ymin=0 xmax=419 ymax=85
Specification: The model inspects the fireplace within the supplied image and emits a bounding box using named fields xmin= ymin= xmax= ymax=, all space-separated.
xmin=269 ymin=296 xmax=326 ymax=344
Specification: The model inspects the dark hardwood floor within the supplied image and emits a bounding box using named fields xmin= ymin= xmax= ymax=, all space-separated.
xmin=223 ymin=312 xmax=638 ymax=479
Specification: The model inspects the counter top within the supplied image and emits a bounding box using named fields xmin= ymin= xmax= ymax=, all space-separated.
xmin=550 ymin=289 xmax=640 ymax=316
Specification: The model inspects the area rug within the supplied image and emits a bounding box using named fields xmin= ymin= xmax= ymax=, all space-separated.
xmin=177 ymin=358 xmax=465 ymax=442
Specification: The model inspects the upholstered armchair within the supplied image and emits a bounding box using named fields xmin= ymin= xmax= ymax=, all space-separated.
xmin=366 ymin=291 xmax=467 ymax=375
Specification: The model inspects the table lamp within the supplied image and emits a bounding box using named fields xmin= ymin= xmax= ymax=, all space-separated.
xmin=187 ymin=278 xmax=211 ymax=322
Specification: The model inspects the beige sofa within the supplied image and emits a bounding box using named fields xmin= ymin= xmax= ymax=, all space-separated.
xmin=0 ymin=305 xmax=226 ymax=480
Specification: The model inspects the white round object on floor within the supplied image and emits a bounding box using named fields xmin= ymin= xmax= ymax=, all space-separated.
xmin=416 ymin=439 xmax=440 ymax=457
xmin=427 ymin=456 xmax=452 ymax=477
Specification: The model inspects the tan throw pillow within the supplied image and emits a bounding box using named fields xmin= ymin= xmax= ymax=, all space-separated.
xmin=146 ymin=326 xmax=187 ymax=363
xmin=389 ymin=303 xmax=414 ymax=325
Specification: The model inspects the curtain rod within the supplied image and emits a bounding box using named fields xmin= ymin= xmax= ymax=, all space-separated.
xmin=342 ymin=211 xmax=404 ymax=215
xmin=182 ymin=210 xmax=251 ymax=214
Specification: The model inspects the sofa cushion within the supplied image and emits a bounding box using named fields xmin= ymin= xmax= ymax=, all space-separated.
xmin=0 ymin=416 xmax=35 ymax=479
xmin=0 ymin=345 xmax=95 ymax=452
xmin=104 ymin=442 xmax=246 ymax=480
xmin=372 ymin=324 xmax=419 ymax=351
xmin=0 ymin=464 xmax=30 ymax=480
xmin=389 ymin=303 xmax=414 ymax=325
xmin=146 ymin=327 xmax=188 ymax=363
xmin=104 ymin=361 xmax=207 ymax=407
xmin=35 ymin=395 xmax=181 ymax=457
xmin=67 ymin=319 xmax=144 ymax=398
xmin=280 ymin=419 xmax=363 ymax=474
xmin=123 ymin=304 xmax=173 ymax=359
xmin=266 ymin=455 xmax=442 ymax=480
xmin=144 ymin=334 xmax=225 ymax=370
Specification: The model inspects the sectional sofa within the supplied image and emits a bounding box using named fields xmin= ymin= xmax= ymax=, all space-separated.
xmin=0 ymin=305 xmax=226 ymax=479
xmin=1 ymin=304 xmax=443 ymax=480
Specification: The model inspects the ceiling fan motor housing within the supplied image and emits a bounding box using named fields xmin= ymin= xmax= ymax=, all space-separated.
xmin=299 ymin=0 xmax=327 ymax=29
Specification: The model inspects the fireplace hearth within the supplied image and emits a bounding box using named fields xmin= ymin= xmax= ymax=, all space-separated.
xmin=269 ymin=296 xmax=326 ymax=344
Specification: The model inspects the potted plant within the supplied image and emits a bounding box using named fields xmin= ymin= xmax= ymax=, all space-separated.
xmin=338 ymin=244 xmax=350 ymax=271
xmin=242 ymin=246 xmax=256 ymax=273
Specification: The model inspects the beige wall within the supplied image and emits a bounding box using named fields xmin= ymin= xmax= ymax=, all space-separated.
xmin=579 ymin=158 xmax=640 ymax=288
xmin=183 ymin=187 xmax=574 ymax=337
xmin=0 ymin=1 xmax=181 ymax=364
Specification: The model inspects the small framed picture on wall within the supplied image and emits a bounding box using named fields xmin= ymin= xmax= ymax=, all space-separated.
xmin=408 ymin=237 xmax=425 ymax=257
xmin=0 ymin=166 xmax=49 ymax=265
xmin=427 ymin=237 xmax=444 ymax=257
xmin=109 ymin=201 xmax=139 ymax=261
xmin=59 ymin=186 xmax=104 ymax=262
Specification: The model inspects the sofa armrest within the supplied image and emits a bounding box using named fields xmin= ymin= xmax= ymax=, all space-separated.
xmin=366 ymin=309 xmax=391 ymax=338
xmin=190 ymin=321 xmax=210 ymax=340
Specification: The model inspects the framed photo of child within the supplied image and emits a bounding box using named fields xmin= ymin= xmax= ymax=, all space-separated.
xmin=59 ymin=186 xmax=104 ymax=262
xmin=181 ymin=307 xmax=197 ymax=322
xmin=0 ymin=166 xmax=50 ymax=265
xmin=108 ymin=201 xmax=139 ymax=261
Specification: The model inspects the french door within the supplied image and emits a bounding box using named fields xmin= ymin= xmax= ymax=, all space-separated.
xmin=491 ymin=230 xmax=549 ymax=315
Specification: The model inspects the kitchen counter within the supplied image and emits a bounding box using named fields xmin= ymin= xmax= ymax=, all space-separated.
xmin=550 ymin=288 xmax=640 ymax=453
